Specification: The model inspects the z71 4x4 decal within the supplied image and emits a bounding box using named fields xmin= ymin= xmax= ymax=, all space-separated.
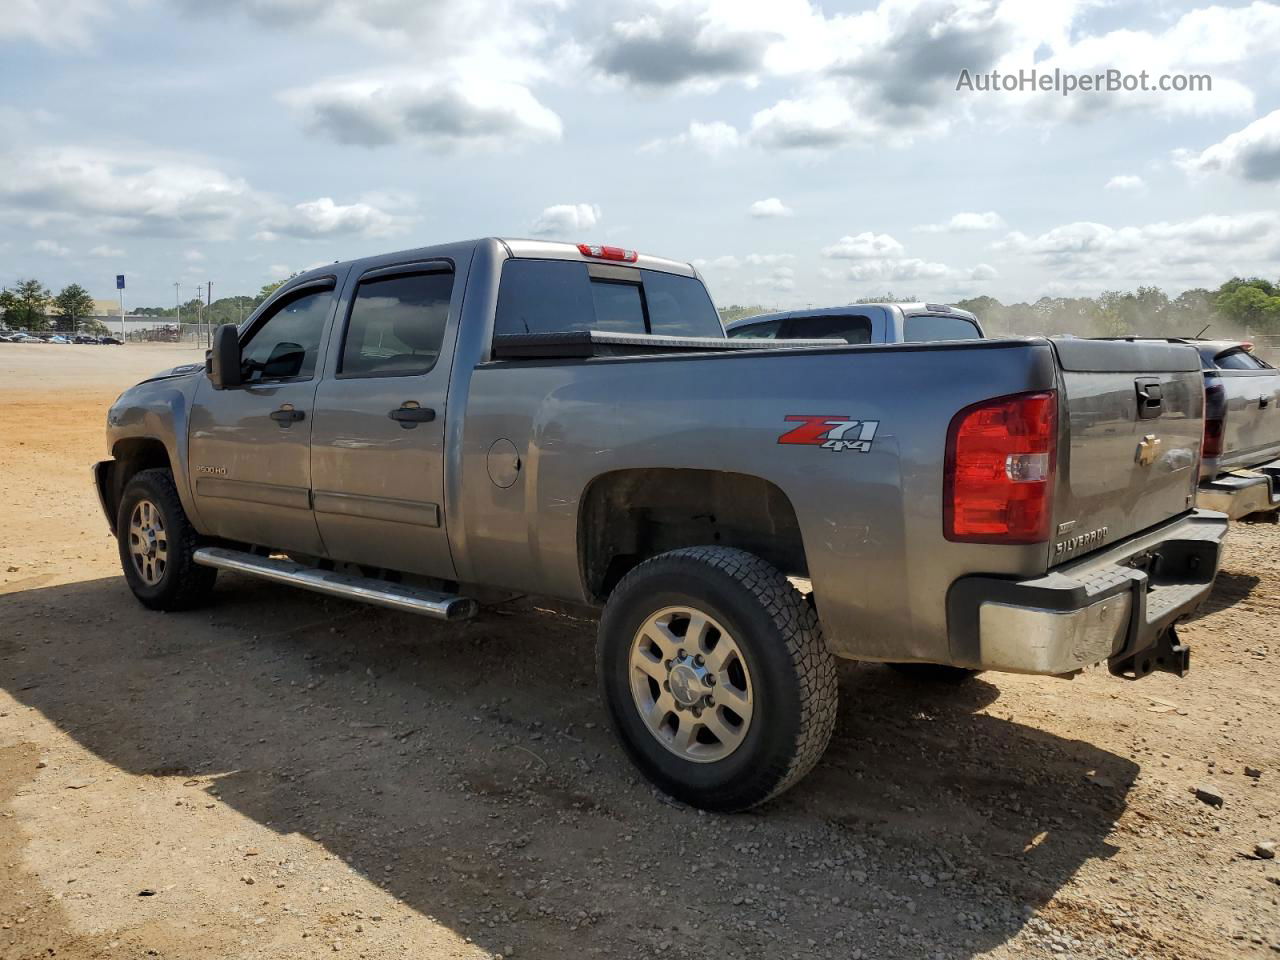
xmin=778 ymin=415 xmax=880 ymax=452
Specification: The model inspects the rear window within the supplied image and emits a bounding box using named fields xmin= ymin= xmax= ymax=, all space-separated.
xmin=494 ymin=259 xmax=722 ymax=338
xmin=903 ymin=314 xmax=981 ymax=342
xmin=782 ymin=314 xmax=872 ymax=344
xmin=1215 ymin=349 xmax=1267 ymax=370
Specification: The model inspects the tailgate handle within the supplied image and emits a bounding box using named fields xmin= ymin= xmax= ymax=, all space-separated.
xmin=1262 ymin=395 xmax=1272 ymax=409
xmin=1135 ymin=378 xmax=1163 ymax=419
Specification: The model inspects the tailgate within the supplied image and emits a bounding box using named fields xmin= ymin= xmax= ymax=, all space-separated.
xmin=1049 ymin=339 xmax=1203 ymax=566
xmin=1218 ymin=369 xmax=1280 ymax=470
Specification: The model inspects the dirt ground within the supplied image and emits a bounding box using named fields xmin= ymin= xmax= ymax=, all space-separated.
xmin=1 ymin=341 xmax=1277 ymax=960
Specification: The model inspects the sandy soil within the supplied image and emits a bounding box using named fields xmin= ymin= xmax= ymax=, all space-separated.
xmin=1 ymin=341 xmax=1277 ymax=960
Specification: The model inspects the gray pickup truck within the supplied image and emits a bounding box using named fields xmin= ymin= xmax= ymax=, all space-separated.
xmin=94 ymin=237 xmax=1228 ymax=811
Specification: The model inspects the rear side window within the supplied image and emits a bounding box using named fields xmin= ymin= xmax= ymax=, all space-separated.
xmin=782 ymin=314 xmax=872 ymax=344
xmin=494 ymin=259 xmax=722 ymax=338
xmin=728 ymin=319 xmax=781 ymax=339
xmin=1215 ymin=349 xmax=1266 ymax=370
xmin=340 ymin=271 xmax=453 ymax=377
xmin=903 ymin=314 xmax=981 ymax=342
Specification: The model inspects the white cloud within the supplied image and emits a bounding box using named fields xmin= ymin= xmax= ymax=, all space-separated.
xmin=1175 ymin=109 xmax=1280 ymax=183
xmin=257 ymin=196 xmax=409 ymax=240
xmin=1105 ymin=175 xmax=1147 ymax=192
xmin=915 ymin=211 xmax=1005 ymax=233
xmin=284 ymin=74 xmax=563 ymax=151
xmin=0 ymin=0 xmax=109 ymax=49
xmin=822 ymin=232 xmax=905 ymax=259
xmin=88 ymin=244 xmax=124 ymax=258
xmin=749 ymin=197 xmax=793 ymax=218
xmin=0 ymin=147 xmax=254 ymax=238
xmin=34 ymin=239 xmax=70 ymax=258
xmin=531 ymin=203 xmax=601 ymax=237
xmin=844 ymin=257 xmax=952 ymax=282
xmin=644 ymin=120 xmax=742 ymax=156
xmin=184 ymin=249 xmax=206 ymax=262
xmin=744 ymin=253 xmax=796 ymax=266
xmin=996 ymin=212 xmax=1280 ymax=284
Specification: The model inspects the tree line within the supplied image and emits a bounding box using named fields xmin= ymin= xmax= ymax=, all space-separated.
xmin=0 ymin=276 xmax=295 ymax=332
xmin=0 ymin=279 xmax=104 ymax=333
xmin=718 ymin=276 xmax=1280 ymax=339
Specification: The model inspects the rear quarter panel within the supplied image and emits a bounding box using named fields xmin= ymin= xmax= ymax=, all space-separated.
xmin=1218 ymin=368 xmax=1280 ymax=471
xmin=455 ymin=339 xmax=1059 ymax=663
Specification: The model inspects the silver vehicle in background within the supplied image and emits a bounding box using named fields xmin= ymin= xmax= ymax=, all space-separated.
xmin=726 ymin=302 xmax=984 ymax=344
xmin=1191 ymin=340 xmax=1280 ymax=519
xmin=93 ymin=238 xmax=1227 ymax=811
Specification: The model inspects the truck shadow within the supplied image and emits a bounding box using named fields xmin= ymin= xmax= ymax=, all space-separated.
xmin=1 ymin=575 xmax=1139 ymax=960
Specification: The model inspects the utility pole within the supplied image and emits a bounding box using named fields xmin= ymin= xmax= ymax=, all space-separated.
xmin=206 ymin=281 xmax=213 ymax=349
xmin=174 ymin=282 xmax=181 ymax=339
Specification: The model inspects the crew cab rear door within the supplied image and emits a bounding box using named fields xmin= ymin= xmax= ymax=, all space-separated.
xmin=307 ymin=259 xmax=462 ymax=579
xmin=1048 ymin=338 xmax=1203 ymax=565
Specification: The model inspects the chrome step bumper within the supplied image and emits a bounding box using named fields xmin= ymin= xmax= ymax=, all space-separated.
xmin=193 ymin=546 xmax=478 ymax=621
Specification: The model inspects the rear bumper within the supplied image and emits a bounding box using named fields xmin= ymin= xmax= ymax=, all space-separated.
xmin=948 ymin=510 xmax=1228 ymax=678
xmin=1197 ymin=458 xmax=1280 ymax=519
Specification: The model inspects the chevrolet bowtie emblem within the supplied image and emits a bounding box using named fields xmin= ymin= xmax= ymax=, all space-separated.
xmin=1136 ymin=433 xmax=1161 ymax=466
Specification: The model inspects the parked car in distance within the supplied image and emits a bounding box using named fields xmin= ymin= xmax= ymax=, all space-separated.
xmin=100 ymin=335 xmax=123 ymax=345
xmin=10 ymin=334 xmax=42 ymax=343
xmin=726 ymin=302 xmax=984 ymax=344
xmin=95 ymin=237 xmax=1225 ymax=811
xmin=49 ymin=335 xmax=71 ymax=344
xmin=73 ymin=334 xmax=100 ymax=344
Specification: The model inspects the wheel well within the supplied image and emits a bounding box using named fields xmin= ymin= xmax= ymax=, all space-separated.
xmin=105 ymin=438 xmax=173 ymax=522
xmin=579 ymin=469 xmax=807 ymax=603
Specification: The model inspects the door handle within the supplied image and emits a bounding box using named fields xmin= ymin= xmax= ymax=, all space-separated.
xmin=270 ymin=406 xmax=305 ymax=424
xmin=389 ymin=403 xmax=436 ymax=426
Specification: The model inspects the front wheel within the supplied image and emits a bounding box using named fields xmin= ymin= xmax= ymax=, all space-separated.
xmin=116 ymin=467 xmax=216 ymax=611
xmin=597 ymin=546 xmax=838 ymax=812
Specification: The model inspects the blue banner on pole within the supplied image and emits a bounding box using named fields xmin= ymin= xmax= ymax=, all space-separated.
xmin=116 ymin=274 xmax=125 ymax=290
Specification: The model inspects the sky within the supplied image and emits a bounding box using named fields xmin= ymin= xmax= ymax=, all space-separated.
xmin=1 ymin=0 xmax=1279 ymax=311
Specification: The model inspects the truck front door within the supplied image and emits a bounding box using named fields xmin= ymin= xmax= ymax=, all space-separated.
xmin=308 ymin=261 xmax=459 ymax=579
xmin=187 ymin=276 xmax=341 ymax=556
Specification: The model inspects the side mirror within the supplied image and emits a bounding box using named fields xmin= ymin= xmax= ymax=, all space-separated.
xmin=209 ymin=324 xmax=243 ymax=389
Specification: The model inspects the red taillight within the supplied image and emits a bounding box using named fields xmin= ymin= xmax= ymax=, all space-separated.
xmin=1203 ymin=381 xmax=1226 ymax=459
xmin=577 ymin=242 xmax=638 ymax=263
xmin=945 ymin=391 xmax=1057 ymax=544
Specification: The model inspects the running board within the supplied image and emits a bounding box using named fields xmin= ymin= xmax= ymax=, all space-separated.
xmin=192 ymin=546 xmax=478 ymax=621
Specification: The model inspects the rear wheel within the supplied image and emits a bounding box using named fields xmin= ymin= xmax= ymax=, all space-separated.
xmin=598 ymin=546 xmax=837 ymax=812
xmin=117 ymin=468 xmax=216 ymax=610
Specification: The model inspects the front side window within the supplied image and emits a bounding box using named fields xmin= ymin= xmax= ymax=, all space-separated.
xmin=903 ymin=313 xmax=981 ymax=342
xmin=240 ymin=286 xmax=333 ymax=383
xmin=784 ymin=314 xmax=872 ymax=344
xmin=340 ymin=271 xmax=453 ymax=377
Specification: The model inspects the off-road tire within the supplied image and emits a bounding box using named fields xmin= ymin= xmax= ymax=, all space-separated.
xmin=886 ymin=662 xmax=980 ymax=684
xmin=117 ymin=467 xmax=217 ymax=611
xmin=598 ymin=546 xmax=838 ymax=812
